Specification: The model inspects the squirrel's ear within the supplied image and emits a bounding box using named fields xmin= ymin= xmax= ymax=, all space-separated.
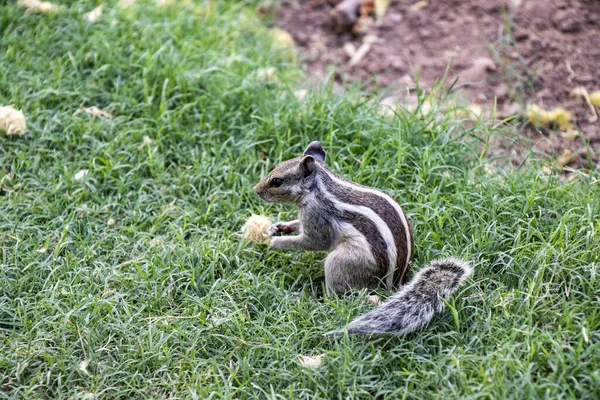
xmin=300 ymin=155 xmax=316 ymax=178
xmin=303 ymin=141 xmax=326 ymax=163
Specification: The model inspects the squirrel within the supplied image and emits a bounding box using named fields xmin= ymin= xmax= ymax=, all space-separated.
xmin=253 ymin=141 xmax=472 ymax=335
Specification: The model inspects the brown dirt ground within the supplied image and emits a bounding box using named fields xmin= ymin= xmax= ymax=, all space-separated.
xmin=275 ymin=0 xmax=600 ymax=170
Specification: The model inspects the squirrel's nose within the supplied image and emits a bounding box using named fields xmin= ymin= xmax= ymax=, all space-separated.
xmin=253 ymin=184 xmax=260 ymax=194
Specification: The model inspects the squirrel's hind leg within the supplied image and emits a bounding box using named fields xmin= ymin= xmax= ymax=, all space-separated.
xmin=324 ymin=245 xmax=385 ymax=296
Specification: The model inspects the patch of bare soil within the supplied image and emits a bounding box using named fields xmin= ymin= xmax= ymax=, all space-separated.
xmin=276 ymin=0 xmax=600 ymax=169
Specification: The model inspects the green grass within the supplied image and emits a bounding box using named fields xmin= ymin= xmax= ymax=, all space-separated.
xmin=1 ymin=1 xmax=600 ymax=398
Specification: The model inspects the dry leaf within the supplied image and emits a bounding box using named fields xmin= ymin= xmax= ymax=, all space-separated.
xmin=107 ymin=218 xmax=116 ymax=227
xmin=561 ymin=129 xmax=578 ymax=141
xmin=343 ymin=42 xmax=357 ymax=58
xmin=86 ymin=5 xmax=103 ymax=23
xmin=349 ymin=35 xmax=378 ymax=66
xmin=569 ymin=87 xmax=598 ymax=122
xmin=0 ymin=105 xmax=27 ymax=136
xmin=298 ymin=354 xmax=324 ymax=368
xmin=569 ymin=87 xmax=588 ymax=100
xmin=367 ymin=295 xmax=382 ymax=305
xmin=374 ymin=0 xmax=391 ymax=21
xmin=36 ymin=247 xmax=48 ymax=254
xmin=557 ymin=149 xmax=574 ymax=167
xmin=84 ymin=106 xmax=112 ymax=119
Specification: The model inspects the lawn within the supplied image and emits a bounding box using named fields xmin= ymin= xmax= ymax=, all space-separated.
xmin=1 ymin=1 xmax=600 ymax=399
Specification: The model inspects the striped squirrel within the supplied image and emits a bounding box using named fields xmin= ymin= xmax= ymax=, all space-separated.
xmin=253 ymin=141 xmax=472 ymax=335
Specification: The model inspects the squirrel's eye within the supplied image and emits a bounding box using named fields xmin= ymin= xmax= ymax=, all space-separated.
xmin=270 ymin=178 xmax=283 ymax=187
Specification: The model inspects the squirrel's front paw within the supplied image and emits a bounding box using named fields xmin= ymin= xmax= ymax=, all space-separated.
xmin=269 ymin=221 xmax=298 ymax=237
xmin=268 ymin=223 xmax=284 ymax=237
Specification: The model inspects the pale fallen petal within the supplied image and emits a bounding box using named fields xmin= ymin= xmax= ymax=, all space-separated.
xmin=78 ymin=360 xmax=90 ymax=376
xmin=74 ymin=170 xmax=89 ymax=181
xmin=18 ymin=0 xmax=63 ymax=13
xmin=298 ymin=354 xmax=324 ymax=368
xmin=0 ymin=105 xmax=27 ymax=136
xmin=84 ymin=106 xmax=112 ymax=119
xmin=86 ymin=5 xmax=103 ymax=23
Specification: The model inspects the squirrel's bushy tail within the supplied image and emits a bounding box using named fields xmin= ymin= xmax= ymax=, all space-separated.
xmin=346 ymin=258 xmax=472 ymax=336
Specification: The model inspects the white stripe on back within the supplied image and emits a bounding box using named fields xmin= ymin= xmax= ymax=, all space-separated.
xmin=332 ymin=220 xmax=378 ymax=265
xmin=319 ymin=183 xmax=398 ymax=288
xmin=323 ymin=169 xmax=413 ymax=275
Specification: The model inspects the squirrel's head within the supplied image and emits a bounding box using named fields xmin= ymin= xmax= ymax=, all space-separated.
xmin=253 ymin=141 xmax=327 ymax=203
